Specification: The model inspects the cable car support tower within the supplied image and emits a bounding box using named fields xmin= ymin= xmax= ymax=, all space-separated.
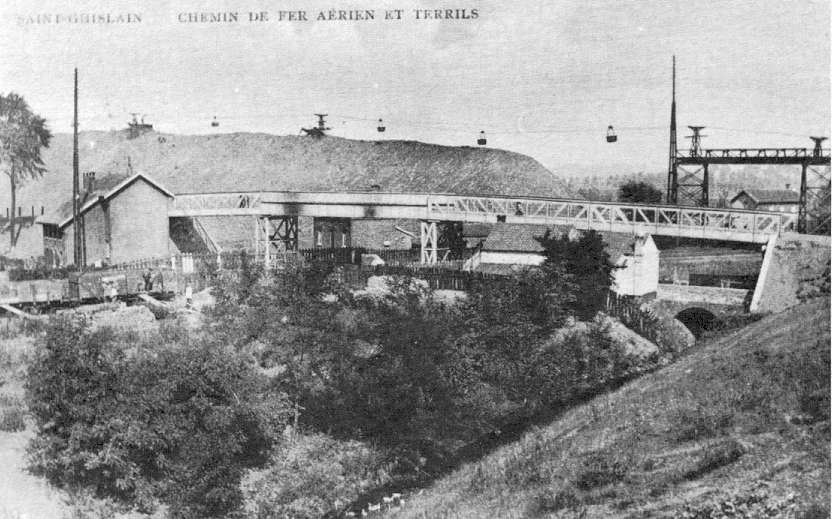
xmin=665 ymin=58 xmax=830 ymax=234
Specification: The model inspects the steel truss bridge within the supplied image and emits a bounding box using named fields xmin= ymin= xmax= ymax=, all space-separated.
xmin=169 ymin=192 xmax=797 ymax=265
xmin=668 ymin=144 xmax=831 ymax=234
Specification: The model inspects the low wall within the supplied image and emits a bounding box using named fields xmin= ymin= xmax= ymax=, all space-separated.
xmin=656 ymin=284 xmax=750 ymax=306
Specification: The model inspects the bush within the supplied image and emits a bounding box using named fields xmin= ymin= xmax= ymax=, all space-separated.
xmin=574 ymin=451 xmax=629 ymax=491
xmin=528 ymin=487 xmax=581 ymax=515
xmin=618 ymin=180 xmax=663 ymax=204
xmin=684 ymin=438 xmax=745 ymax=480
xmin=240 ymin=433 xmax=392 ymax=519
xmin=668 ymin=403 xmax=734 ymax=443
xmin=0 ymin=403 xmax=26 ymax=432
xmin=25 ymin=316 xmax=290 ymax=518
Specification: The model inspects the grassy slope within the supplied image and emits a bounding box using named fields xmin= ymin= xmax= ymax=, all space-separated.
xmin=391 ymin=299 xmax=831 ymax=518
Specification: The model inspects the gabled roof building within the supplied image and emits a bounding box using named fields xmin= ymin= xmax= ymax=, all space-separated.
xmin=730 ymin=188 xmax=799 ymax=214
xmin=38 ymin=172 xmax=173 ymax=267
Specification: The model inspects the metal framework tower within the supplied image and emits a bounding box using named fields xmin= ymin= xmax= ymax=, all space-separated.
xmin=301 ymin=114 xmax=331 ymax=138
xmin=254 ymin=216 xmax=298 ymax=268
xmin=676 ymin=126 xmax=709 ymax=206
xmin=799 ymin=137 xmax=831 ymax=233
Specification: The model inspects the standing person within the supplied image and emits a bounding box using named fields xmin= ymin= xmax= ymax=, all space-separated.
xmin=153 ymin=269 xmax=165 ymax=292
xmin=143 ymin=269 xmax=153 ymax=291
xmin=185 ymin=283 xmax=193 ymax=308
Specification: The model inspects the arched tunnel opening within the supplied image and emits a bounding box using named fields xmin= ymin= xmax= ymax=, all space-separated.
xmin=675 ymin=308 xmax=721 ymax=338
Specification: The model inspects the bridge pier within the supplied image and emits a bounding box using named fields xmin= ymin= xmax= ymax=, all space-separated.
xmin=420 ymin=221 xmax=438 ymax=265
xmin=255 ymin=216 xmax=298 ymax=267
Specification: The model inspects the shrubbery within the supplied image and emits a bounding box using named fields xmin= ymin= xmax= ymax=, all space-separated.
xmin=241 ymin=433 xmax=392 ymax=518
xmin=25 ymin=235 xmax=642 ymax=517
xmin=25 ymin=316 xmax=290 ymax=518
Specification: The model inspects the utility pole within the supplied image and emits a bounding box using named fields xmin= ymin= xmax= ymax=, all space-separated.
xmin=72 ymin=68 xmax=83 ymax=267
xmin=666 ymin=56 xmax=678 ymax=204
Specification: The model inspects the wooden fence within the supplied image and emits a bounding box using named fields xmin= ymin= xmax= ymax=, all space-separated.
xmin=604 ymin=292 xmax=662 ymax=343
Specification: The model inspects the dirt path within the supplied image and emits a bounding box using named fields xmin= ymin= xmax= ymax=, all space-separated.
xmin=0 ymin=429 xmax=67 ymax=519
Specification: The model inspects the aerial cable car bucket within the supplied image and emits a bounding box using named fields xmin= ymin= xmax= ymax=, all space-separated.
xmin=606 ymin=125 xmax=617 ymax=143
xmin=211 ymin=116 xmax=220 ymax=128
xmin=477 ymin=130 xmax=487 ymax=146
xmin=377 ymin=118 xmax=386 ymax=133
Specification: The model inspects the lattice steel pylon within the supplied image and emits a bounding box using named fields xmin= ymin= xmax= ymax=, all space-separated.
xmin=799 ymin=137 xmax=831 ymax=234
xmin=254 ymin=216 xmax=298 ymax=267
xmin=676 ymin=126 xmax=709 ymax=207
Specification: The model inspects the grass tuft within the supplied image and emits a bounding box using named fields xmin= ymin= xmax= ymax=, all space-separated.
xmin=683 ymin=438 xmax=745 ymax=480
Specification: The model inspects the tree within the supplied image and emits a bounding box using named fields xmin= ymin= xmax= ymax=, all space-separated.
xmin=26 ymin=316 xmax=289 ymax=517
xmin=618 ymin=180 xmax=663 ymax=204
xmin=536 ymin=229 xmax=616 ymax=320
xmin=0 ymin=93 xmax=51 ymax=249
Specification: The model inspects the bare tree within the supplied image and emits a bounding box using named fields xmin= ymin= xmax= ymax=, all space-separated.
xmin=0 ymin=93 xmax=51 ymax=250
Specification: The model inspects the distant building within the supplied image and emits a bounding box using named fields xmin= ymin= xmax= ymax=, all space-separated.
xmin=38 ymin=172 xmax=173 ymax=267
xmin=463 ymin=223 xmax=660 ymax=297
xmin=730 ymin=188 xmax=799 ymax=213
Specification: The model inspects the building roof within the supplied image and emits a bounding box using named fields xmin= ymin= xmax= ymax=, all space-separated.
xmin=38 ymin=172 xmax=173 ymax=228
xmin=480 ymin=223 xmax=638 ymax=260
xmin=481 ymin=224 xmax=557 ymax=252
xmin=731 ymin=189 xmax=799 ymax=205
xmin=476 ymin=263 xmax=532 ymax=276
xmin=463 ymin=223 xmax=492 ymax=238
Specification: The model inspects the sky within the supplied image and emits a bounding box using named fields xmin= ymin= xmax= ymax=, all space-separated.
xmin=0 ymin=0 xmax=829 ymax=176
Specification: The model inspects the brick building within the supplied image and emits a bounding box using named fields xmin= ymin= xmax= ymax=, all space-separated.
xmin=38 ymin=172 xmax=173 ymax=267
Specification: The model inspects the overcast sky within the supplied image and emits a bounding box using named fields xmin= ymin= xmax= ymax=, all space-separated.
xmin=1 ymin=0 xmax=829 ymax=176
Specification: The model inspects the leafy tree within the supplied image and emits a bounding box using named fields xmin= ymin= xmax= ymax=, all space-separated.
xmin=26 ymin=316 xmax=289 ymax=518
xmin=618 ymin=180 xmax=663 ymax=204
xmin=0 ymin=93 xmax=52 ymax=249
xmin=536 ymin=229 xmax=616 ymax=320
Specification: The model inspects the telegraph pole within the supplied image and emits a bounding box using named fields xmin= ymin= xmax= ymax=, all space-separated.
xmin=72 ymin=68 xmax=82 ymax=267
xmin=666 ymin=56 xmax=678 ymax=204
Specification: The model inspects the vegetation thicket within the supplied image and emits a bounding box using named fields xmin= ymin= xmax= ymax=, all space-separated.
xmin=24 ymin=231 xmax=662 ymax=518
xmin=618 ymin=179 xmax=664 ymax=204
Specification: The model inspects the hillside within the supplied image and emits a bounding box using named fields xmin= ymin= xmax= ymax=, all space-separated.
xmin=1 ymin=131 xmax=574 ymax=216
xmin=390 ymin=299 xmax=831 ymax=518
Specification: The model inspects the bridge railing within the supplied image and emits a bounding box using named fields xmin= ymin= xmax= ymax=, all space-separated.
xmin=680 ymin=148 xmax=831 ymax=159
xmin=428 ymin=196 xmax=796 ymax=241
xmin=170 ymin=190 xmax=797 ymax=243
xmin=173 ymin=192 xmax=264 ymax=212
